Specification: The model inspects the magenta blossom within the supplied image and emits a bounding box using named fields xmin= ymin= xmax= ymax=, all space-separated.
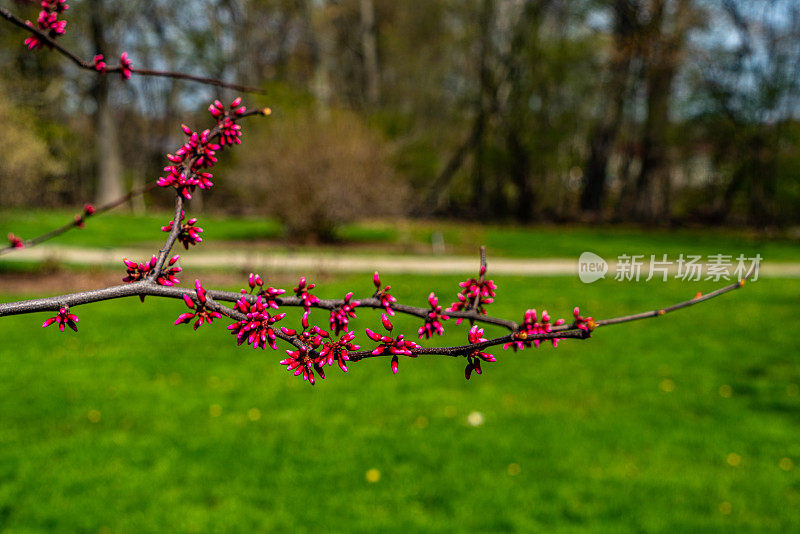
xmin=122 ymin=254 xmax=180 ymax=286
xmin=157 ymin=255 xmax=181 ymax=286
xmin=366 ymin=313 xmax=420 ymax=374
xmin=161 ymin=211 xmax=203 ymax=249
xmin=157 ymin=125 xmax=219 ymax=198
xmin=175 ymin=279 xmax=222 ymax=330
xmin=243 ymin=274 xmax=285 ymax=309
xmin=418 ymin=292 xmax=449 ymax=339
xmin=280 ymin=324 xmax=329 ymax=385
xmin=329 ymin=292 xmax=360 ymax=335
xmin=42 ymin=306 xmax=78 ymax=332
xmin=261 ymin=287 xmax=286 ymax=309
xmin=372 ymin=271 xmax=397 ymax=316
xmin=572 ymin=307 xmax=594 ymax=332
xmin=293 ymin=277 xmax=320 ymax=312
xmin=119 ymin=52 xmax=132 ymax=79
xmin=122 ymin=255 xmax=157 ymax=283
xmin=228 ymin=295 xmax=286 ymax=350
xmin=247 ymin=272 xmax=263 ymax=291
xmin=24 ymin=0 xmax=68 ymax=50
xmin=280 ymin=324 xmax=328 ymax=349
xmin=7 ymin=233 xmax=24 ymax=249
xmin=319 ymin=331 xmax=360 ymax=372
xmin=92 ymin=54 xmax=105 ymax=73
xmin=280 ymin=346 xmax=325 ymax=385
xmin=503 ymin=309 xmax=566 ymax=351
xmin=208 ymin=98 xmax=247 ymax=146
xmin=464 ymin=325 xmax=496 ymax=379
xmin=448 ymin=269 xmax=497 ymax=324
xmin=73 ymin=204 xmax=96 ymax=229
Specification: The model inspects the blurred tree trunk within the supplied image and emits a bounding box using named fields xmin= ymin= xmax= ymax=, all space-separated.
xmin=580 ymin=0 xmax=639 ymax=216
xmin=306 ymin=0 xmax=335 ymax=120
xmin=90 ymin=0 xmax=125 ymax=206
xmin=632 ymin=0 xmax=694 ymax=222
xmin=418 ymin=0 xmax=497 ymax=216
xmin=360 ymin=0 xmax=380 ymax=107
xmin=471 ymin=0 xmax=494 ymax=217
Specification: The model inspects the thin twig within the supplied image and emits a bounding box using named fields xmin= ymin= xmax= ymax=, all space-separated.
xmin=0 ymin=181 xmax=159 ymax=256
xmin=0 ymin=6 xmax=265 ymax=94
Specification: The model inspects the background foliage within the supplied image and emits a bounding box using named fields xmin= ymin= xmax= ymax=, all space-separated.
xmin=2 ymin=0 xmax=799 ymax=235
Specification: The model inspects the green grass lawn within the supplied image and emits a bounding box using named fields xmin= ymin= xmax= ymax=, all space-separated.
xmin=0 ymin=209 xmax=282 ymax=249
xmin=1 ymin=274 xmax=798 ymax=532
xmin=3 ymin=208 xmax=800 ymax=261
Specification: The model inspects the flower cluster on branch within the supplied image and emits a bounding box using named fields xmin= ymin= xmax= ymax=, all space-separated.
xmin=3 ymin=1 xmax=265 ymax=91
xmin=161 ymin=211 xmax=203 ymax=250
xmin=23 ymin=0 xmax=67 ymax=50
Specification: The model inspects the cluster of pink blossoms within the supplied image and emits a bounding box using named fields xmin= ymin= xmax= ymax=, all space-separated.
xmin=280 ymin=313 xmax=360 ymax=383
xmin=209 ymin=98 xmax=246 ymax=146
xmin=329 ymin=292 xmax=360 ymax=335
xmin=243 ymin=273 xmax=286 ymax=309
xmin=90 ymin=53 xmax=131 ymax=79
xmin=372 ymin=272 xmax=397 ymax=315
xmin=119 ymin=52 xmax=132 ymax=79
xmin=157 ymin=99 xmax=246 ymax=200
xmin=73 ymin=203 xmax=95 ymax=228
xmin=228 ymin=295 xmax=286 ymax=350
xmin=7 ymin=233 xmax=24 ymax=249
xmin=504 ymin=309 xmax=566 ymax=351
xmin=280 ymin=318 xmax=331 ymax=384
xmin=175 ymin=280 xmax=222 ymax=330
xmin=92 ymin=54 xmax=105 ymax=72
xmin=161 ymin=211 xmax=203 ymax=249
xmin=165 ymin=261 xmax=588 ymax=385
xmin=572 ymin=307 xmax=594 ymax=331
xmin=42 ymin=306 xmax=78 ymax=332
xmin=366 ymin=313 xmax=420 ymax=374
xmin=122 ymin=254 xmax=180 ymax=286
xmin=448 ymin=264 xmax=497 ymax=322
xmin=502 ymin=307 xmax=594 ymax=351
xmin=20 ymin=2 xmax=134 ymax=80
xmin=293 ymin=277 xmax=320 ymax=326
xmin=418 ymin=292 xmax=449 ymax=339
xmin=156 ymin=126 xmax=217 ymax=199
xmin=24 ymin=0 xmax=68 ymax=50
xmin=464 ymin=325 xmax=497 ymax=379
xmin=318 ymin=331 xmax=359 ymax=373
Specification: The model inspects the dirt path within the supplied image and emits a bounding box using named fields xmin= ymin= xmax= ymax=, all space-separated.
xmin=3 ymin=245 xmax=800 ymax=278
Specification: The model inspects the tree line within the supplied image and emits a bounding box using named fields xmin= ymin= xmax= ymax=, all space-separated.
xmin=1 ymin=0 xmax=798 ymax=234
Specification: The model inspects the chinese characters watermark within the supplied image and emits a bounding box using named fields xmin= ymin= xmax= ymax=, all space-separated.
xmin=578 ymin=253 xmax=761 ymax=283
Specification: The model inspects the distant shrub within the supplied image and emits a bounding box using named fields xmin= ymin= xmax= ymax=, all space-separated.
xmin=231 ymin=109 xmax=407 ymax=242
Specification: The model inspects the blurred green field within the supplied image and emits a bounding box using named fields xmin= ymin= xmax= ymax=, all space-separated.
xmin=3 ymin=209 xmax=800 ymax=261
xmin=1 ymin=274 xmax=798 ymax=532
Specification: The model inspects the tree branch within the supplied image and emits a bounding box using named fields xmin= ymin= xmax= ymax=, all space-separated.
xmin=0 ymin=6 xmax=266 ymax=94
xmin=0 ymin=181 xmax=159 ymax=256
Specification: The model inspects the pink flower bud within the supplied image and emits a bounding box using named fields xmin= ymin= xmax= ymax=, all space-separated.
xmin=194 ymin=279 xmax=206 ymax=303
